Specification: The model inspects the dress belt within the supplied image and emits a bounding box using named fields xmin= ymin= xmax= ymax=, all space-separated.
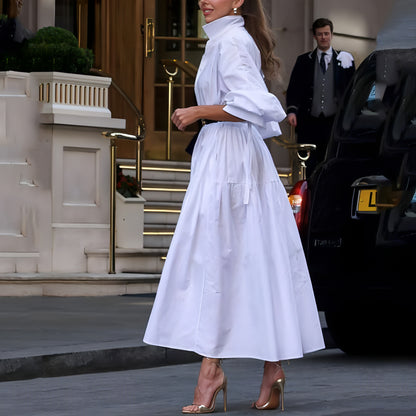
xmin=201 ymin=119 xmax=218 ymax=126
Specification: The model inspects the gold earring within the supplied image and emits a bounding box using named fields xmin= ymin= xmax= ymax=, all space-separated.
xmin=233 ymin=7 xmax=238 ymax=15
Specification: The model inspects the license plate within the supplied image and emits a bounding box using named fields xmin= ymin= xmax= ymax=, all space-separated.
xmin=357 ymin=189 xmax=377 ymax=213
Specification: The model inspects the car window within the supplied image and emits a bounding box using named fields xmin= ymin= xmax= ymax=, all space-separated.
xmin=391 ymin=75 xmax=416 ymax=144
xmin=341 ymin=70 xmax=379 ymax=134
xmin=406 ymin=190 xmax=416 ymax=217
xmin=338 ymin=54 xmax=388 ymax=141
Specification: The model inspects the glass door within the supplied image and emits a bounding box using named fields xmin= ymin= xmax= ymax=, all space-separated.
xmin=143 ymin=0 xmax=207 ymax=160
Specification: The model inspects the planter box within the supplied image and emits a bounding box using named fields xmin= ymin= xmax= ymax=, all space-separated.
xmin=116 ymin=192 xmax=146 ymax=249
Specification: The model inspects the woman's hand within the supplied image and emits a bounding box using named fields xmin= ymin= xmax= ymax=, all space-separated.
xmin=287 ymin=113 xmax=297 ymax=127
xmin=172 ymin=107 xmax=200 ymax=131
xmin=171 ymin=105 xmax=241 ymax=130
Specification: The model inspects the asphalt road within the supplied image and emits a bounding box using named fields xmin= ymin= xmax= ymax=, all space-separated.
xmin=1 ymin=348 xmax=415 ymax=416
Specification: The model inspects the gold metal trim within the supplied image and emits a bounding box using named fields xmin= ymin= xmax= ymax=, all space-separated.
xmin=142 ymin=187 xmax=187 ymax=192
xmin=144 ymin=208 xmax=181 ymax=213
xmin=145 ymin=18 xmax=155 ymax=58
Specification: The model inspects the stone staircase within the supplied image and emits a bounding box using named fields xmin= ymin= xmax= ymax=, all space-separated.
xmin=142 ymin=160 xmax=189 ymax=250
xmin=112 ymin=159 xmax=292 ymax=276
xmin=84 ymin=160 xmax=190 ymax=277
xmin=1 ymin=157 xmax=292 ymax=296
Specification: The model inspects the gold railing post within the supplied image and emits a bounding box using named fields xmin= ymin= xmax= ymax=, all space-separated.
xmin=297 ymin=152 xmax=309 ymax=181
xmin=159 ymin=59 xmax=197 ymax=161
xmin=92 ymin=68 xmax=146 ymax=273
xmin=103 ymin=132 xmax=144 ymax=274
xmin=272 ymin=133 xmax=316 ymax=184
xmin=162 ymin=64 xmax=178 ymax=160
xmin=136 ymin=141 xmax=142 ymax=193
xmin=109 ymin=138 xmax=117 ymax=274
xmin=136 ymin=123 xmax=144 ymax=193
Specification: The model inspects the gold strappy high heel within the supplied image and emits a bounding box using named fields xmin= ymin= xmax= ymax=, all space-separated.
xmin=182 ymin=358 xmax=227 ymax=414
xmin=253 ymin=362 xmax=285 ymax=411
xmin=182 ymin=378 xmax=227 ymax=414
xmin=254 ymin=378 xmax=285 ymax=411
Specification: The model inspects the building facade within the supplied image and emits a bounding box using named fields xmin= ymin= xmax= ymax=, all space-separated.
xmin=5 ymin=0 xmax=396 ymax=161
xmin=0 ymin=0 xmax=397 ymax=286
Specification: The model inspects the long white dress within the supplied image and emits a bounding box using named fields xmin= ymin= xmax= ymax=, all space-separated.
xmin=143 ymin=15 xmax=325 ymax=361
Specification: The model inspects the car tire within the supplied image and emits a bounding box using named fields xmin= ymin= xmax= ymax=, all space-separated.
xmin=325 ymin=304 xmax=415 ymax=355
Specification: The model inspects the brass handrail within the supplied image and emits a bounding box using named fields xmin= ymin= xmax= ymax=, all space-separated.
xmin=272 ymin=127 xmax=316 ymax=182
xmin=101 ymin=131 xmax=144 ymax=275
xmin=160 ymin=59 xmax=198 ymax=160
xmin=90 ymin=68 xmax=145 ymax=188
xmin=90 ymin=68 xmax=146 ymax=274
xmin=90 ymin=68 xmax=145 ymax=137
xmin=161 ymin=64 xmax=178 ymax=161
xmin=160 ymin=59 xmax=198 ymax=79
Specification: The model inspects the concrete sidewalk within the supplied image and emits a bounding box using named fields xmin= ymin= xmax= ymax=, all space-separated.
xmin=0 ymin=295 xmax=331 ymax=382
xmin=2 ymin=349 xmax=416 ymax=416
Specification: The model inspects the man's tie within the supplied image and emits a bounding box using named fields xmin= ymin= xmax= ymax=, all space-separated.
xmin=320 ymin=52 xmax=327 ymax=74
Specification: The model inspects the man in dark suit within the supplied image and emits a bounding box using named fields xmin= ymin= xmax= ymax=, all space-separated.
xmin=0 ymin=0 xmax=29 ymax=55
xmin=286 ymin=18 xmax=355 ymax=175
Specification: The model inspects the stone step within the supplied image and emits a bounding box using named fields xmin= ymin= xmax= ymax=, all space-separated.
xmin=0 ymin=272 xmax=161 ymax=297
xmin=144 ymin=203 xmax=181 ymax=225
xmin=141 ymin=184 xmax=187 ymax=203
xmin=142 ymin=179 xmax=189 ymax=188
xmin=143 ymin=159 xmax=191 ymax=170
xmin=85 ymin=248 xmax=167 ymax=274
xmin=143 ymin=225 xmax=175 ymax=249
xmin=142 ymin=164 xmax=191 ymax=182
xmin=118 ymin=159 xmax=191 ymax=183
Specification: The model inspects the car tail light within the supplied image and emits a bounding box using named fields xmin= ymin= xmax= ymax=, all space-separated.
xmin=288 ymin=180 xmax=309 ymax=233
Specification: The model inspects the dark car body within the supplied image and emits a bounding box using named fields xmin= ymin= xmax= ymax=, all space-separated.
xmin=290 ymin=47 xmax=416 ymax=353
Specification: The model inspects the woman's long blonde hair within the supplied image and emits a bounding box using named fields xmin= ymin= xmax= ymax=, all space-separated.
xmin=240 ymin=0 xmax=280 ymax=80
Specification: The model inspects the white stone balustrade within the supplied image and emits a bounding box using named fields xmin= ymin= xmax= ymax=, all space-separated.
xmin=31 ymin=72 xmax=111 ymax=118
xmin=0 ymin=71 xmax=127 ymax=275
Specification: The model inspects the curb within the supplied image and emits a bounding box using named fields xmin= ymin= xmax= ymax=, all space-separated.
xmin=0 ymin=331 xmax=335 ymax=382
xmin=0 ymin=346 xmax=200 ymax=382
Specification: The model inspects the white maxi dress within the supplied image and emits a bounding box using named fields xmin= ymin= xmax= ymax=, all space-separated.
xmin=144 ymin=15 xmax=325 ymax=361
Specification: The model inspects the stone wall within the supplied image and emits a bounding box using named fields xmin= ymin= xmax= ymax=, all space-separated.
xmin=0 ymin=71 xmax=124 ymax=273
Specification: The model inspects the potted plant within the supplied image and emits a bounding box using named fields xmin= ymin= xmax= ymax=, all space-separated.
xmin=117 ymin=167 xmax=139 ymax=198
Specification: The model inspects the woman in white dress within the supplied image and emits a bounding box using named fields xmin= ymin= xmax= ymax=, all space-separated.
xmin=144 ymin=0 xmax=325 ymax=413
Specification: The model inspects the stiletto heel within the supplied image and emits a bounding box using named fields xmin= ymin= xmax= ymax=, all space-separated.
xmin=254 ymin=378 xmax=285 ymax=411
xmin=223 ymin=377 xmax=228 ymax=412
xmin=252 ymin=362 xmax=286 ymax=411
xmin=182 ymin=358 xmax=227 ymax=414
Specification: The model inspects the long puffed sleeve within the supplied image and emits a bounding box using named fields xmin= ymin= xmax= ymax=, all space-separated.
xmin=218 ymin=33 xmax=286 ymax=138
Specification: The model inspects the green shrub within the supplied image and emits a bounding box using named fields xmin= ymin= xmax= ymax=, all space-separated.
xmin=0 ymin=26 xmax=94 ymax=74
xmin=30 ymin=26 xmax=79 ymax=48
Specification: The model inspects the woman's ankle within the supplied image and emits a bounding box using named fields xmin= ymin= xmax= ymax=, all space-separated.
xmin=200 ymin=357 xmax=223 ymax=380
xmin=265 ymin=360 xmax=282 ymax=368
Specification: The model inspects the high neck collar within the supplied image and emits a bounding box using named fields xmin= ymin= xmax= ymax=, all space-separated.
xmin=203 ymin=15 xmax=244 ymax=40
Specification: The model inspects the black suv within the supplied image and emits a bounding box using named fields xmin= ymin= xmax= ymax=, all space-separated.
xmin=289 ymin=47 xmax=416 ymax=354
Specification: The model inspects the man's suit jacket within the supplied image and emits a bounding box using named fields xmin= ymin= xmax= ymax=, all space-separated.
xmin=286 ymin=49 xmax=355 ymax=122
xmin=0 ymin=18 xmax=17 ymax=54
